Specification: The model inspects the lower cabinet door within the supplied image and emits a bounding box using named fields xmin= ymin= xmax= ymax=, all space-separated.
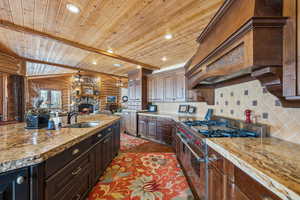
xmin=57 ymin=166 xmax=93 ymax=200
xmin=157 ymin=126 xmax=172 ymax=145
xmin=113 ymin=122 xmax=121 ymax=156
xmin=95 ymin=141 xmax=105 ymax=181
xmin=227 ymin=182 xmax=250 ymax=200
xmin=138 ymin=120 xmax=148 ymax=138
xmin=208 ymin=165 xmax=225 ymax=200
xmin=102 ymin=134 xmax=114 ymax=169
xmin=147 ymin=120 xmax=157 ymax=140
xmin=0 ymin=168 xmax=29 ymax=200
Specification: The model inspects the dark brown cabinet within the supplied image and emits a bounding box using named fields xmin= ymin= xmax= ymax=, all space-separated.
xmin=138 ymin=116 xmax=148 ymax=138
xmin=44 ymin=122 xmax=120 ymax=200
xmin=45 ymin=150 xmax=94 ymax=200
xmin=0 ymin=167 xmax=30 ymax=200
xmin=147 ymin=117 xmax=157 ymax=140
xmin=207 ymin=146 xmax=281 ymax=200
xmin=208 ymin=164 xmax=225 ymax=200
xmin=138 ymin=115 xmax=173 ymax=145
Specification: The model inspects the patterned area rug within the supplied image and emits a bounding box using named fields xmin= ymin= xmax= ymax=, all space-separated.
xmin=87 ymin=133 xmax=194 ymax=200
xmin=120 ymin=133 xmax=150 ymax=152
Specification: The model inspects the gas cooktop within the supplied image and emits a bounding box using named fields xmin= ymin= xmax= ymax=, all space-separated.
xmin=183 ymin=119 xmax=259 ymax=138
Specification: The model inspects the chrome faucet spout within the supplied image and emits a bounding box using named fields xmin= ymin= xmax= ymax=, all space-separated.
xmin=67 ymin=111 xmax=78 ymax=124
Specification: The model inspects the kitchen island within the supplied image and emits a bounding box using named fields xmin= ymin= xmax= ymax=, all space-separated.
xmin=0 ymin=114 xmax=121 ymax=200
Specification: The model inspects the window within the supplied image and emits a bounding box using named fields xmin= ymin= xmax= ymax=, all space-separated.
xmin=39 ymin=90 xmax=62 ymax=109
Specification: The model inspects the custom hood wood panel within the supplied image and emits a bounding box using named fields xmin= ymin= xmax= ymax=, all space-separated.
xmin=184 ymin=0 xmax=298 ymax=107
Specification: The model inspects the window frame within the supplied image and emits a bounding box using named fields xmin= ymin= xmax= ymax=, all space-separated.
xmin=39 ymin=89 xmax=62 ymax=109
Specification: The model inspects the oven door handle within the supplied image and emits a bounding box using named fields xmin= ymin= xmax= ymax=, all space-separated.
xmin=177 ymin=133 xmax=205 ymax=163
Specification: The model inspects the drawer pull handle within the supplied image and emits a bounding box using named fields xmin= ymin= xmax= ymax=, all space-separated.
xmin=16 ymin=176 xmax=25 ymax=184
xmin=72 ymin=167 xmax=82 ymax=176
xmin=75 ymin=194 xmax=81 ymax=200
xmin=72 ymin=149 xmax=80 ymax=155
xmin=97 ymin=133 xmax=102 ymax=138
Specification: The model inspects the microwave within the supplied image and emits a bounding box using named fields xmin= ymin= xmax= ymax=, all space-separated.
xmin=148 ymin=105 xmax=157 ymax=112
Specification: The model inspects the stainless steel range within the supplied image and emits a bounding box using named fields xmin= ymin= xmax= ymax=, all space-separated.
xmin=175 ymin=109 xmax=268 ymax=200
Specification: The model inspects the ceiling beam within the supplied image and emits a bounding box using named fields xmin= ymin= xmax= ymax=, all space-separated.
xmin=27 ymin=73 xmax=77 ymax=80
xmin=23 ymin=57 xmax=127 ymax=78
xmin=0 ymin=19 xmax=159 ymax=71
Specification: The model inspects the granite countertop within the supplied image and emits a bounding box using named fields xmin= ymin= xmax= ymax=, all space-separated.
xmin=206 ymin=137 xmax=300 ymax=200
xmin=139 ymin=112 xmax=300 ymax=199
xmin=0 ymin=114 xmax=120 ymax=173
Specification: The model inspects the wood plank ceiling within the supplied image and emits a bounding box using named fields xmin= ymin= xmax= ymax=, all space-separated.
xmin=0 ymin=0 xmax=223 ymax=76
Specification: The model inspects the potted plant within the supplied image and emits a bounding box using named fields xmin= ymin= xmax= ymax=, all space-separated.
xmin=25 ymin=98 xmax=50 ymax=129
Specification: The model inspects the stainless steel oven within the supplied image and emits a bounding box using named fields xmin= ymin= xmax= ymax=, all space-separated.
xmin=176 ymin=130 xmax=207 ymax=199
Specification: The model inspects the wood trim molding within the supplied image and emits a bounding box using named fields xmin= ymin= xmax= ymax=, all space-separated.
xmin=0 ymin=19 xmax=160 ymax=71
xmin=27 ymin=73 xmax=78 ymax=80
xmin=1 ymin=74 xmax=8 ymax=121
xmin=197 ymin=0 xmax=235 ymax=43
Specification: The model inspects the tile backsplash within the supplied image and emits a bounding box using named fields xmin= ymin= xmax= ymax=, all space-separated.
xmin=154 ymin=80 xmax=300 ymax=145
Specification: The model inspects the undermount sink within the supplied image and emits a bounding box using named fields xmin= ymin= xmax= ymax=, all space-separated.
xmin=64 ymin=121 xmax=100 ymax=128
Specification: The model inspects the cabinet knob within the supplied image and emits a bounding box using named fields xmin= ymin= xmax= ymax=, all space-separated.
xmin=97 ymin=133 xmax=102 ymax=138
xmin=16 ymin=176 xmax=25 ymax=184
xmin=72 ymin=148 xmax=80 ymax=155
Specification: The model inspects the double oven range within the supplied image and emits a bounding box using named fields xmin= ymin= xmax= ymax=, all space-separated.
xmin=174 ymin=113 xmax=268 ymax=200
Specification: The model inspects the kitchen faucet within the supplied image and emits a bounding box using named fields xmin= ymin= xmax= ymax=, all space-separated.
xmin=67 ymin=111 xmax=78 ymax=124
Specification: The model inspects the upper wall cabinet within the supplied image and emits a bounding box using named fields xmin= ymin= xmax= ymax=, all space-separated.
xmin=185 ymin=0 xmax=300 ymax=107
xmin=148 ymin=69 xmax=186 ymax=103
xmin=147 ymin=68 xmax=215 ymax=104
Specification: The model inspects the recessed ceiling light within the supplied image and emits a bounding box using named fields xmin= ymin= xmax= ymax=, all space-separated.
xmin=162 ymin=56 xmax=167 ymax=61
xmin=114 ymin=63 xmax=122 ymax=67
xmin=137 ymin=65 xmax=142 ymax=69
xmin=107 ymin=49 xmax=114 ymax=54
xmin=164 ymin=33 xmax=173 ymax=40
xmin=92 ymin=61 xmax=97 ymax=65
xmin=66 ymin=3 xmax=80 ymax=14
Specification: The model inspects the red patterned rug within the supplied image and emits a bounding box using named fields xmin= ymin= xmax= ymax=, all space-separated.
xmin=120 ymin=133 xmax=150 ymax=152
xmin=87 ymin=153 xmax=194 ymax=200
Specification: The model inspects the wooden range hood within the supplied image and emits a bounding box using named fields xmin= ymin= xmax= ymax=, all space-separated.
xmin=185 ymin=0 xmax=298 ymax=107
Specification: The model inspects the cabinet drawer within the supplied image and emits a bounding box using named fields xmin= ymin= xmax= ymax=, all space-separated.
xmin=59 ymin=168 xmax=92 ymax=200
xmin=45 ymin=136 xmax=93 ymax=178
xmin=91 ymin=125 xmax=113 ymax=144
xmin=234 ymin=167 xmax=281 ymax=200
xmin=45 ymin=151 xmax=93 ymax=200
